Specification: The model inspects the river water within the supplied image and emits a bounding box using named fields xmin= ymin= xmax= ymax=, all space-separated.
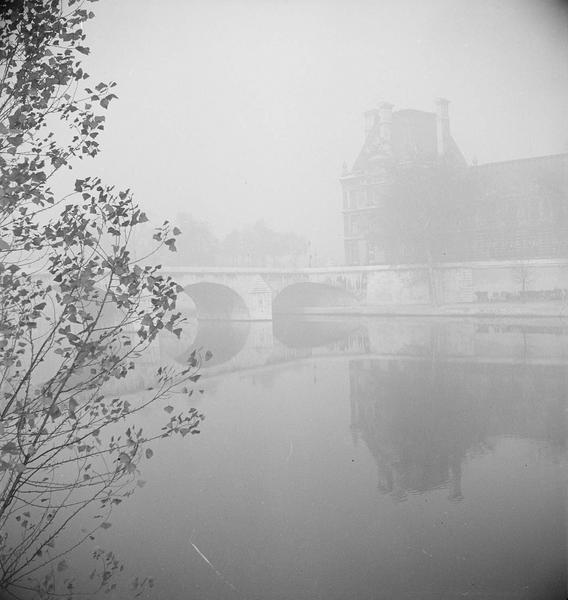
xmin=76 ymin=317 xmax=567 ymax=598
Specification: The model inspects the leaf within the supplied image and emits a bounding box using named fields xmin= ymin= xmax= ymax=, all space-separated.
xmin=57 ymin=560 xmax=68 ymax=572
xmin=47 ymin=404 xmax=62 ymax=420
xmin=100 ymin=522 xmax=112 ymax=530
xmin=163 ymin=405 xmax=174 ymax=414
xmin=145 ymin=448 xmax=153 ymax=459
xmin=2 ymin=442 xmax=19 ymax=455
xmin=117 ymin=452 xmax=131 ymax=465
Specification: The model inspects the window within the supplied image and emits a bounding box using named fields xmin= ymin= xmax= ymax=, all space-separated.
xmin=346 ymin=241 xmax=359 ymax=265
xmin=367 ymin=187 xmax=382 ymax=206
xmin=350 ymin=189 xmax=364 ymax=209
xmin=350 ymin=218 xmax=360 ymax=235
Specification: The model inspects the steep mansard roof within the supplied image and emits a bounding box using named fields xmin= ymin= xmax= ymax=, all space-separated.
xmin=351 ymin=109 xmax=466 ymax=173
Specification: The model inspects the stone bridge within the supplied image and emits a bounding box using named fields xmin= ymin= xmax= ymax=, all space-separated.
xmin=162 ymin=258 xmax=568 ymax=320
xmin=36 ymin=257 xmax=568 ymax=321
xmin=163 ymin=266 xmax=369 ymax=320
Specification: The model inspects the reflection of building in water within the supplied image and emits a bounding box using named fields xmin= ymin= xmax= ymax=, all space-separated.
xmin=349 ymin=358 xmax=567 ymax=501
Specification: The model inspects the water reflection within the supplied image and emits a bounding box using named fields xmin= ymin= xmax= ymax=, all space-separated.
xmin=161 ymin=315 xmax=568 ymax=507
xmin=173 ymin=320 xmax=251 ymax=366
xmin=162 ymin=315 xmax=568 ymax=374
xmin=349 ymin=358 xmax=567 ymax=502
xmin=272 ymin=316 xmax=361 ymax=348
xmin=85 ymin=315 xmax=567 ymax=599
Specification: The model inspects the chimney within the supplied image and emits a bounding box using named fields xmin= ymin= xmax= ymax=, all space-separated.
xmin=364 ymin=108 xmax=380 ymax=136
xmin=378 ymin=102 xmax=394 ymax=149
xmin=435 ymin=97 xmax=450 ymax=157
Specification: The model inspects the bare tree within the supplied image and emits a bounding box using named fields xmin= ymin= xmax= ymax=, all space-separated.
xmin=512 ymin=261 xmax=535 ymax=300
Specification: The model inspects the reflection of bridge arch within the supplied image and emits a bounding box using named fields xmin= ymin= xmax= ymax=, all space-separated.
xmin=273 ymin=315 xmax=361 ymax=348
xmin=184 ymin=282 xmax=250 ymax=320
xmin=273 ymin=282 xmax=358 ymax=315
xmin=171 ymin=320 xmax=251 ymax=367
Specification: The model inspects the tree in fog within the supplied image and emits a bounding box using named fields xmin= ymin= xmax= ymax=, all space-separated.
xmin=221 ymin=220 xmax=308 ymax=267
xmin=155 ymin=213 xmax=219 ymax=267
xmin=512 ymin=262 xmax=535 ymax=299
xmin=0 ymin=1 xmax=205 ymax=597
xmin=367 ymin=164 xmax=474 ymax=303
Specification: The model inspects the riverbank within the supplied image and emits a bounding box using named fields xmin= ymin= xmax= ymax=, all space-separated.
xmin=297 ymin=302 xmax=568 ymax=319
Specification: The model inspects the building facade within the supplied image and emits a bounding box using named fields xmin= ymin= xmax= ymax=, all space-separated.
xmin=340 ymin=100 xmax=568 ymax=266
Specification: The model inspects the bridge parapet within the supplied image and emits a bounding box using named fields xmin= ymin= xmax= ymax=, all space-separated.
xmin=162 ymin=267 xmax=366 ymax=320
xmin=159 ymin=258 xmax=568 ymax=320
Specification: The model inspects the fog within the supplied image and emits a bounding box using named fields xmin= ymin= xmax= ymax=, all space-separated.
xmin=4 ymin=3 xmax=568 ymax=596
xmin=81 ymin=0 xmax=568 ymax=264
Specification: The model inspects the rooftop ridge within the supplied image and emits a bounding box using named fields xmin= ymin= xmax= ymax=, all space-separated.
xmin=394 ymin=108 xmax=435 ymax=115
xmin=472 ymin=152 xmax=568 ymax=168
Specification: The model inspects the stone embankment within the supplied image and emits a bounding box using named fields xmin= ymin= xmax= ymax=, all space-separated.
xmin=300 ymin=302 xmax=568 ymax=319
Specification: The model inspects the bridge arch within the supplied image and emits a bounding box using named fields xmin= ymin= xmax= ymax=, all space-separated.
xmin=184 ymin=282 xmax=250 ymax=320
xmin=273 ymin=281 xmax=358 ymax=315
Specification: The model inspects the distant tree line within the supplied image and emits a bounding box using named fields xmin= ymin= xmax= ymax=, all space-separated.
xmin=136 ymin=214 xmax=309 ymax=268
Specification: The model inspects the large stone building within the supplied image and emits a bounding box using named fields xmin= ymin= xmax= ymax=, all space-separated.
xmin=340 ymin=100 xmax=568 ymax=266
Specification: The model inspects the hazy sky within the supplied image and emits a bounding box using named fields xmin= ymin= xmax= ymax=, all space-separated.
xmin=81 ymin=0 xmax=568 ymax=262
